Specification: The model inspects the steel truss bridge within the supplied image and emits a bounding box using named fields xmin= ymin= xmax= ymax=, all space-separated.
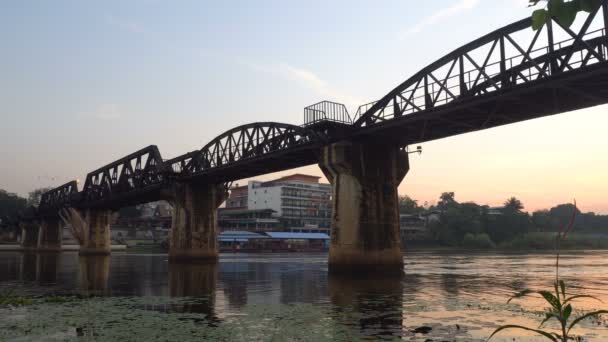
xmin=37 ymin=3 xmax=608 ymax=215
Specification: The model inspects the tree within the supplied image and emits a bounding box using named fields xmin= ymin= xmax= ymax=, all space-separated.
xmin=504 ymin=197 xmax=524 ymax=213
xmin=529 ymin=0 xmax=602 ymax=30
xmin=0 ymin=190 xmax=27 ymax=218
xmin=549 ymin=203 xmax=582 ymax=231
xmin=437 ymin=192 xmax=457 ymax=212
xmin=430 ymin=196 xmax=486 ymax=246
xmin=27 ymin=187 xmax=54 ymax=207
xmin=485 ymin=197 xmax=531 ymax=243
xmin=532 ymin=210 xmax=552 ymax=232
xmin=487 ymin=211 xmax=532 ymax=244
xmin=398 ymin=195 xmax=422 ymax=214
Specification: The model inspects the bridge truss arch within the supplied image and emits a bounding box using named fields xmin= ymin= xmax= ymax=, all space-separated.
xmin=354 ymin=2 xmax=608 ymax=127
xmin=38 ymin=180 xmax=79 ymax=213
xmin=168 ymin=122 xmax=326 ymax=181
xmin=80 ymin=145 xmax=167 ymax=206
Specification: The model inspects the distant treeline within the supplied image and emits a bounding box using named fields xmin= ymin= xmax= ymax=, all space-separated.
xmin=0 ymin=187 xmax=53 ymax=231
xmin=399 ymin=193 xmax=608 ymax=249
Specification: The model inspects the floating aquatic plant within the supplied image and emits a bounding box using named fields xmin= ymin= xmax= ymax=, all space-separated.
xmin=0 ymin=288 xmax=33 ymax=306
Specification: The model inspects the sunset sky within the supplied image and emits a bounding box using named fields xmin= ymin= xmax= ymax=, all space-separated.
xmin=1 ymin=0 xmax=607 ymax=213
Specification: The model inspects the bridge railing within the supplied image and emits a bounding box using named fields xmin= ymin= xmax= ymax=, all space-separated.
xmin=353 ymin=2 xmax=608 ymax=126
xmin=303 ymin=101 xmax=352 ymax=126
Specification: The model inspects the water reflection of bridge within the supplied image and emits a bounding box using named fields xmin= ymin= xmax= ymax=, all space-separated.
xmin=18 ymin=2 xmax=608 ymax=273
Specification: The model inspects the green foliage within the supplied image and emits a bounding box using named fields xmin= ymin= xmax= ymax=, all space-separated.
xmin=463 ymin=233 xmax=495 ymax=249
xmin=531 ymin=203 xmax=608 ymax=234
xmin=411 ymin=191 xmax=608 ymax=249
xmin=487 ymin=211 xmax=531 ymax=244
xmin=504 ymin=197 xmax=524 ymax=213
xmin=529 ymin=0 xmax=602 ymax=30
xmin=437 ymin=192 xmax=457 ymax=212
xmin=501 ymin=232 xmax=608 ymax=250
xmin=430 ymin=193 xmax=533 ymax=246
xmin=532 ymin=8 xmax=550 ymax=30
xmin=398 ymin=195 xmax=423 ymax=214
xmin=532 ymin=210 xmax=551 ymax=232
xmin=430 ymin=201 xmax=485 ymax=246
xmin=44 ymin=296 xmax=72 ymax=303
xmin=0 ymin=189 xmax=27 ymax=218
xmin=490 ymin=280 xmax=608 ymax=341
xmin=0 ymin=289 xmax=33 ymax=307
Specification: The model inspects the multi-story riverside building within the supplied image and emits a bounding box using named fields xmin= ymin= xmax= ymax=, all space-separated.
xmin=218 ymin=174 xmax=332 ymax=234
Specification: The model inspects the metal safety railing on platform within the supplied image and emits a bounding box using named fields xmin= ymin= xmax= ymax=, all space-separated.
xmin=303 ymin=101 xmax=353 ymax=126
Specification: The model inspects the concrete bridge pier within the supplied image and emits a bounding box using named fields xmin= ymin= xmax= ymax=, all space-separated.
xmin=166 ymin=183 xmax=227 ymax=262
xmin=60 ymin=208 xmax=112 ymax=256
xmin=319 ymin=141 xmax=409 ymax=274
xmin=19 ymin=222 xmax=40 ymax=252
xmin=36 ymin=219 xmax=63 ymax=252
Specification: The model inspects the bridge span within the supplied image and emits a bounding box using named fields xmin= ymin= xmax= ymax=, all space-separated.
xmin=21 ymin=3 xmax=608 ymax=273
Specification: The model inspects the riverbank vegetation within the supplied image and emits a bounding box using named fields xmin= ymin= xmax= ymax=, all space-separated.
xmin=0 ymin=289 xmax=32 ymax=306
xmin=400 ymin=193 xmax=608 ymax=250
xmin=0 ymin=187 xmax=53 ymax=241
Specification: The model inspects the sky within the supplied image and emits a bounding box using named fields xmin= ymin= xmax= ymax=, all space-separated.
xmin=1 ymin=0 xmax=607 ymax=214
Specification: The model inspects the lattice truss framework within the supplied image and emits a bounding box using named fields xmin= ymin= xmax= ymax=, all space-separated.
xmin=80 ymin=145 xmax=166 ymax=203
xmin=354 ymin=3 xmax=608 ymax=126
xmin=167 ymin=122 xmax=323 ymax=176
xmin=39 ymin=181 xmax=78 ymax=209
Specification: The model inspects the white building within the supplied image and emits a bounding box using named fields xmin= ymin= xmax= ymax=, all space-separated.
xmin=220 ymin=174 xmax=332 ymax=234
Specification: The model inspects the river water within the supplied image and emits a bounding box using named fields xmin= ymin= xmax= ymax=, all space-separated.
xmin=0 ymin=251 xmax=607 ymax=341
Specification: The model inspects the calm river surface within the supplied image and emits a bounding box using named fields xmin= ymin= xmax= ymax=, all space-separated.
xmin=1 ymin=251 xmax=607 ymax=341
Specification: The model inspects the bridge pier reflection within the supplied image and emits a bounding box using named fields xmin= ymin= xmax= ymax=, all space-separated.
xmin=166 ymin=183 xmax=226 ymax=262
xmin=169 ymin=262 xmax=218 ymax=318
xmin=19 ymin=252 xmax=60 ymax=284
xmin=169 ymin=263 xmax=218 ymax=297
xmin=20 ymin=252 xmax=39 ymax=282
xmin=328 ymin=273 xmax=404 ymax=338
xmin=78 ymin=255 xmax=111 ymax=294
xmin=320 ymin=141 xmax=408 ymax=274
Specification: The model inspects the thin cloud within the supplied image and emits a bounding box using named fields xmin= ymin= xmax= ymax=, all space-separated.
xmin=278 ymin=63 xmax=362 ymax=108
xmin=105 ymin=14 xmax=146 ymax=34
xmin=196 ymin=52 xmax=362 ymax=108
xmin=278 ymin=64 xmax=329 ymax=94
xmin=82 ymin=104 xmax=123 ymax=121
xmin=399 ymin=0 xmax=480 ymax=39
